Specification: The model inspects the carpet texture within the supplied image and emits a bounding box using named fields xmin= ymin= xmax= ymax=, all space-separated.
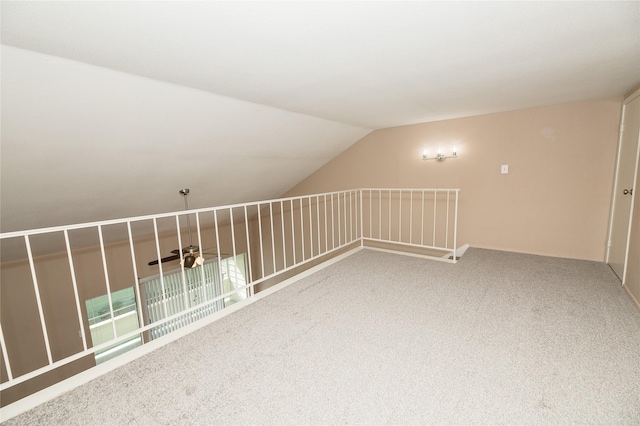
xmin=4 ymin=248 xmax=640 ymax=425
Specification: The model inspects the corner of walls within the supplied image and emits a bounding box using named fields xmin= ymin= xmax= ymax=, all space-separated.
xmin=284 ymin=99 xmax=623 ymax=261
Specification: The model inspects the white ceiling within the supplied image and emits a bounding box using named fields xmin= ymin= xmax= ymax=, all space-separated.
xmin=3 ymin=1 xmax=638 ymax=129
xmin=1 ymin=1 xmax=639 ymax=236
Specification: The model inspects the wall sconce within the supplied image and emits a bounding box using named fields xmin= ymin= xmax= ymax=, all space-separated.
xmin=422 ymin=146 xmax=457 ymax=161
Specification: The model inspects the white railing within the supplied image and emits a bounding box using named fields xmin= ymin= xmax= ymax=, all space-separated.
xmin=0 ymin=188 xmax=459 ymax=403
xmin=361 ymin=188 xmax=459 ymax=258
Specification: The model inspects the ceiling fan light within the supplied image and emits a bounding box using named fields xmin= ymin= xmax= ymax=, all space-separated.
xmin=195 ymin=255 xmax=204 ymax=266
xmin=183 ymin=254 xmax=196 ymax=268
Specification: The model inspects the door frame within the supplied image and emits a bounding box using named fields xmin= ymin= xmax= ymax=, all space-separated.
xmin=606 ymin=87 xmax=640 ymax=284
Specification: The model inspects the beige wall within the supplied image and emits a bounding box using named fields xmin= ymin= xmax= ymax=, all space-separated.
xmin=286 ymin=99 xmax=622 ymax=261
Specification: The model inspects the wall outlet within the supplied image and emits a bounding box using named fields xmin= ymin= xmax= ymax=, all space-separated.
xmin=501 ymin=164 xmax=509 ymax=174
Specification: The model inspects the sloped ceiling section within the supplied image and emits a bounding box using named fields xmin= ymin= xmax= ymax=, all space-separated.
xmin=1 ymin=1 xmax=639 ymax=234
xmin=2 ymin=1 xmax=638 ymax=129
xmin=0 ymin=46 xmax=371 ymax=232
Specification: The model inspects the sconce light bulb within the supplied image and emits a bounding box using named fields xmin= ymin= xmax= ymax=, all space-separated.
xmin=422 ymin=145 xmax=458 ymax=161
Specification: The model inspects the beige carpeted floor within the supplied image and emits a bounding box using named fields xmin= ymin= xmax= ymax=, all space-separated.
xmin=4 ymin=248 xmax=640 ymax=425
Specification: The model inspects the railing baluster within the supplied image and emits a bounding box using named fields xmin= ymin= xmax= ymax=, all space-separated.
xmin=270 ymin=203 xmax=276 ymax=274
xmin=290 ymin=199 xmax=296 ymax=265
xmin=0 ymin=324 xmax=13 ymax=380
xmin=358 ymin=190 xmax=362 ymax=239
xmin=399 ymin=190 xmax=402 ymax=243
xmin=64 ymin=230 xmax=87 ymax=351
xmin=197 ymin=212 xmax=207 ymax=302
xmin=350 ymin=191 xmax=354 ymax=242
xmin=309 ymin=197 xmax=313 ymax=257
xmin=388 ymin=189 xmax=392 ymax=240
xmin=344 ymin=191 xmax=347 ymax=243
xmin=316 ymin=195 xmax=321 ymax=255
xmin=230 ymin=209 xmax=237 ymax=269
xmin=280 ymin=201 xmax=286 ymax=268
xmin=344 ymin=192 xmax=348 ymax=244
xmin=421 ymin=190 xmax=425 ymax=246
xmin=433 ymin=190 xmax=437 ymax=247
xmin=176 ymin=215 xmax=191 ymax=309
xmin=354 ymin=191 xmax=358 ymax=240
xmin=324 ymin=194 xmax=328 ymax=253
xmin=97 ymin=226 xmax=118 ymax=340
xmin=244 ymin=206 xmax=253 ymax=291
xmin=453 ymin=190 xmax=459 ymax=262
xmin=331 ymin=194 xmax=335 ymax=249
xmin=445 ymin=191 xmax=450 ymax=249
xmin=257 ymin=204 xmax=265 ymax=279
xmin=214 ymin=210 xmax=224 ymax=304
xmin=337 ymin=193 xmax=341 ymax=247
xmin=126 ymin=222 xmax=145 ymax=336
xmin=409 ymin=190 xmax=413 ymax=245
xmin=300 ymin=198 xmax=305 ymax=261
xmin=379 ymin=190 xmax=382 ymax=239
xmin=369 ymin=190 xmax=372 ymax=239
xmin=359 ymin=191 xmax=363 ymax=241
xmin=152 ymin=218 xmax=169 ymax=321
xmin=346 ymin=191 xmax=349 ymax=243
xmin=26 ymin=233 xmax=53 ymax=364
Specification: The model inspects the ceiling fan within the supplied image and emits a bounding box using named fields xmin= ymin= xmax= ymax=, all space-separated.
xmin=148 ymin=189 xmax=209 ymax=268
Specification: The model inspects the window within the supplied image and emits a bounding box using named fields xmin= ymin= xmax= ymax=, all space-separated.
xmin=221 ymin=254 xmax=250 ymax=305
xmin=85 ymin=287 xmax=142 ymax=364
xmin=141 ymin=254 xmax=249 ymax=340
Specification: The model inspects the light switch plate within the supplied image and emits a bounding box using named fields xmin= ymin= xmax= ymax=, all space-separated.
xmin=501 ymin=165 xmax=509 ymax=174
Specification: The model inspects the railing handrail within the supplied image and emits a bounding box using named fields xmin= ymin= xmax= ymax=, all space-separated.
xmin=361 ymin=187 xmax=460 ymax=191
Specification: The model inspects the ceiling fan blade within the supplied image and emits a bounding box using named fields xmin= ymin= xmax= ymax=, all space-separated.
xmin=148 ymin=254 xmax=181 ymax=266
xmin=168 ymin=246 xmax=199 ymax=255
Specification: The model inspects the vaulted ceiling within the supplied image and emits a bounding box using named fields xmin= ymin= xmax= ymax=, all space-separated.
xmin=1 ymin=1 xmax=639 ymax=234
